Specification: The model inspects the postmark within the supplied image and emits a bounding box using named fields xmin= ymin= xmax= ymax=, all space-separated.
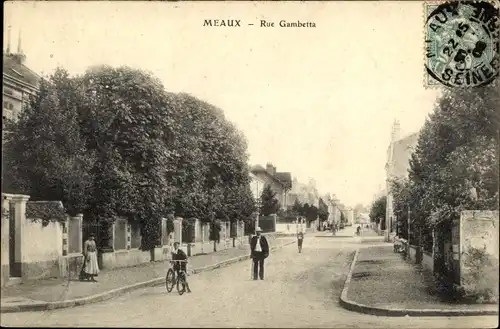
xmin=424 ymin=1 xmax=499 ymax=88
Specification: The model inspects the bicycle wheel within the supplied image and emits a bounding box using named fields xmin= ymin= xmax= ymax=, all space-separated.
xmin=177 ymin=273 xmax=186 ymax=295
xmin=166 ymin=268 xmax=175 ymax=292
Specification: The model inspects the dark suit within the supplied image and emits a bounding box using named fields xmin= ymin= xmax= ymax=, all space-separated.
xmin=172 ymin=248 xmax=188 ymax=273
xmin=250 ymin=235 xmax=269 ymax=280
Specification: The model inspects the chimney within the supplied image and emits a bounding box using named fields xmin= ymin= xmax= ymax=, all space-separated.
xmin=391 ymin=119 xmax=401 ymax=142
xmin=12 ymin=53 xmax=27 ymax=65
xmin=266 ymin=163 xmax=276 ymax=176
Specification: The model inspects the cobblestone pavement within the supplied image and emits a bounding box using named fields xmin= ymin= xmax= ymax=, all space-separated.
xmin=1 ymin=237 xmax=497 ymax=328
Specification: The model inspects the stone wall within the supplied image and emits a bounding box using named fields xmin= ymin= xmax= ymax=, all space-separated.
xmin=259 ymin=215 xmax=277 ymax=233
xmin=422 ymin=251 xmax=433 ymax=273
xmin=21 ymin=219 xmax=63 ymax=280
xmin=459 ymin=210 xmax=499 ymax=302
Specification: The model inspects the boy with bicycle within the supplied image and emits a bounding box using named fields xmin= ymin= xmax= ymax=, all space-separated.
xmin=171 ymin=242 xmax=192 ymax=293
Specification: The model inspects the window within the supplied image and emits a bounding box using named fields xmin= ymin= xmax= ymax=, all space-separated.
xmin=4 ymin=101 xmax=15 ymax=110
xmin=3 ymin=108 xmax=13 ymax=121
xmin=3 ymin=101 xmax=16 ymax=121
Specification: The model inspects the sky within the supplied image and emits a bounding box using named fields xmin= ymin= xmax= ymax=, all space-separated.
xmin=4 ymin=1 xmax=440 ymax=207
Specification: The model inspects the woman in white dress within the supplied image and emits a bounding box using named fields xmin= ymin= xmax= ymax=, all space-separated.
xmin=82 ymin=233 xmax=100 ymax=282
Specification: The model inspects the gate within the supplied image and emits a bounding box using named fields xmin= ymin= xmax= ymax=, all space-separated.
xmin=82 ymin=221 xmax=104 ymax=250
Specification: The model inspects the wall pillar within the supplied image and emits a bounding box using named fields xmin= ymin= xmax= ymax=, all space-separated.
xmin=201 ymin=222 xmax=205 ymax=253
xmin=75 ymin=214 xmax=83 ymax=253
xmin=62 ymin=216 xmax=69 ymax=256
xmin=12 ymin=195 xmax=30 ymax=277
xmin=194 ymin=218 xmax=200 ymax=242
xmin=1 ymin=194 xmax=14 ymax=286
xmin=271 ymin=214 xmax=277 ymax=233
xmin=239 ymin=221 xmax=244 ymax=245
xmin=126 ymin=220 xmax=132 ymax=250
xmin=174 ymin=217 xmax=183 ymax=243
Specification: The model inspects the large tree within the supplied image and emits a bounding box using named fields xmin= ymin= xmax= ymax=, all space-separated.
xmin=291 ymin=199 xmax=303 ymax=217
xmin=3 ymin=68 xmax=96 ymax=216
xmin=260 ymin=185 xmax=280 ymax=216
xmin=391 ymin=85 xmax=500 ymax=252
xmin=3 ymin=65 xmax=255 ymax=251
xmin=318 ymin=198 xmax=329 ymax=222
xmin=369 ymin=195 xmax=386 ymax=225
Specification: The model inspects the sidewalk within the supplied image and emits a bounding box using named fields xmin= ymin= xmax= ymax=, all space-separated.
xmin=1 ymin=236 xmax=295 ymax=312
xmin=340 ymin=244 xmax=499 ymax=316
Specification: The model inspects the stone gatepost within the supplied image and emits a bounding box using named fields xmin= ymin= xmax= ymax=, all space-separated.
xmin=271 ymin=214 xmax=277 ymax=233
xmin=12 ymin=194 xmax=30 ymax=278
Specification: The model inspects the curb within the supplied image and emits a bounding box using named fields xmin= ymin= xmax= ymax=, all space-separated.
xmin=339 ymin=249 xmax=499 ymax=317
xmin=1 ymin=240 xmax=296 ymax=313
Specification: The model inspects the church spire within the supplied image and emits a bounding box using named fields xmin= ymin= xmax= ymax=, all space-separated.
xmin=17 ymin=29 xmax=23 ymax=54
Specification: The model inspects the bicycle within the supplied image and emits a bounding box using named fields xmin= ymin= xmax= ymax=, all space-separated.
xmin=165 ymin=260 xmax=189 ymax=295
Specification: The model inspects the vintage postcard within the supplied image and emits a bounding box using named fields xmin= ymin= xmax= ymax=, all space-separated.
xmin=1 ymin=1 xmax=499 ymax=328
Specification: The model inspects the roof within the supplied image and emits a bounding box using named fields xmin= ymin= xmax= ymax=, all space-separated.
xmin=395 ymin=132 xmax=419 ymax=149
xmin=250 ymin=164 xmax=266 ymax=172
xmin=250 ymin=164 xmax=286 ymax=187
xmin=3 ymin=54 xmax=41 ymax=88
xmin=275 ymin=172 xmax=292 ymax=189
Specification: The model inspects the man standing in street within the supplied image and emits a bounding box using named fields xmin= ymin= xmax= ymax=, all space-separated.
xmin=250 ymin=227 xmax=269 ymax=280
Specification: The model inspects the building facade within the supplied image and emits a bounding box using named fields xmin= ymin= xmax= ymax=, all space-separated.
xmin=3 ymin=28 xmax=40 ymax=123
xmin=250 ymin=163 xmax=292 ymax=210
xmin=289 ymin=177 xmax=320 ymax=208
xmin=385 ymin=120 xmax=420 ymax=241
xmin=249 ymin=172 xmax=266 ymax=202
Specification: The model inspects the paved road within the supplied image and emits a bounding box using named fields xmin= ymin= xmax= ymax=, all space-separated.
xmin=2 ymin=237 xmax=497 ymax=328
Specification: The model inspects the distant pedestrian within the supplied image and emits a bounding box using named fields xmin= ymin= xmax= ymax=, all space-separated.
xmin=250 ymin=227 xmax=269 ymax=280
xmin=297 ymin=231 xmax=304 ymax=253
xmin=81 ymin=233 xmax=99 ymax=282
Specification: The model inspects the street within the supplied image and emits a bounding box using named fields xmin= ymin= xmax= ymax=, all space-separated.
xmin=2 ymin=235 xmax=497 ymax=328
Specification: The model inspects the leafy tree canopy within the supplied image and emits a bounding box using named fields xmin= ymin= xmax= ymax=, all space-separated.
xmin=3 ymin=66 xmax=255 ymax=251
xmin=260 ymin=185 xmax=280 ymax=216
xmin=369 ymin=195 xmax=386 ymax=225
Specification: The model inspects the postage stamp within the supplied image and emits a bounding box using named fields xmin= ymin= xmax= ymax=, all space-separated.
xmin=424 ymin=0 xmax=500 ymax=88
